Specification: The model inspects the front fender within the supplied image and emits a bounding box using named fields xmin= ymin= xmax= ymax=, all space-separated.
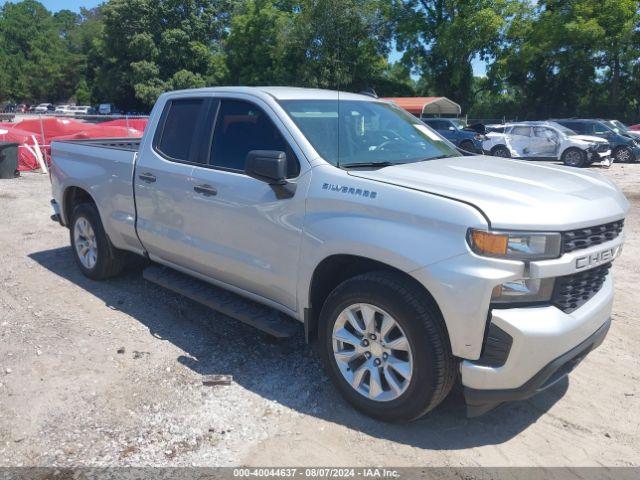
xmin=297 ymin=166 xmax=490 ymax=343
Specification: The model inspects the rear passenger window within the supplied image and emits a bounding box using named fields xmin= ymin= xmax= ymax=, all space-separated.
xmin=156 ymin=99 xmax=205 ymax=162
xmin=211 ymin=99 xmax=300 ymax=178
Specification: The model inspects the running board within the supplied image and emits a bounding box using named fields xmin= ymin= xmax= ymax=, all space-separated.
xmin=143 ymin=265 xmax=301 ymax=338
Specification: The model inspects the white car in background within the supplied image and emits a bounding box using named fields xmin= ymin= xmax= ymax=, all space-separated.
xmin=483 ymin=121 xmax=611 ymax=167
xmin=34 ymin=103 xmax=54 ymax=114
xmin=54 ymin=105 xmax=74 ymax=115
xmin=69 ymin=106 xmax=95 ymax=116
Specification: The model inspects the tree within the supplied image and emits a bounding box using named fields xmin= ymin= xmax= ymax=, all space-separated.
xmin=393 ymin=0 xmax=517 ymax=111
xmin=488 ymin=0 xmax=640 ymax=121
xmin=288 ymin=0 xmax=393 ymax=91
xmin=74 ymin=78 xmax=91 ymax=104
xmin=95 ymin=0 xmax=231 ymax=110
xmin=0 ymin=0 xmax=79 ymax=102
xmin=224 ymin=0 xmax=294 ymax=85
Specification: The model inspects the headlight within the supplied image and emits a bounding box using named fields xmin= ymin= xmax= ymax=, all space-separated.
xmin=467 ymin=229 xmax=562 ymax=260
xmin=491 ymin=277 xmax=555 ymax=305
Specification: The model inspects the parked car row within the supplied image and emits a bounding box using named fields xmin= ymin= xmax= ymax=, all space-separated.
xmin=480 ymin=119 xmax=640 ymax=167
xmin=1 ymin=102 xmax=123 ymax=116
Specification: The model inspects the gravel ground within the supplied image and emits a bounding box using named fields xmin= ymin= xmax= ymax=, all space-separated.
xmin=0 ymin=163 xmax=638 ymax=467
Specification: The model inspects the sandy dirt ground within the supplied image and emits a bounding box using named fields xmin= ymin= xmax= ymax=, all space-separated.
xmin=0 ymin=163 xmax=638 ymax=467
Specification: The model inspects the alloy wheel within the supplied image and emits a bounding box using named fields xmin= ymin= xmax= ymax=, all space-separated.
xmin=616 ymin=148 xmax=631 ymax=162
xmin=332 ymin=303 xmax=414 ymax=402
xmin=73 ymin=217 xmax=98 ymax=269
xmin=564 ymin=150 xmax=583 ymax=166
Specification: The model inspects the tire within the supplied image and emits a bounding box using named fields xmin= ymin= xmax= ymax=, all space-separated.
xmin=561 ymin=147 xmax=587 ymax=167
xmin=490 ymin=145 xmax=511 ymax=158
xmin=70 ymin=202 xmax=125 ymax=280
xmin=613 ymin=146 xmax=634 ymax=163
xmin=459 ymin=140 xmax=476 ymax=153
xmin=318 ymin=271 xmax=457 ymax=422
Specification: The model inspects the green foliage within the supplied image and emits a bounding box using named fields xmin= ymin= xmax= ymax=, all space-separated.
xmin=394 ymin=0 xmax=517 ymax=111
xmin=96 ymin=0 xmax=231 ymax=109
xmin=0 ymin=0 xmax=638 ymax=121
xmin=485 ymin=0 xmax=640 ymax=121
xmin=74 ymin=78 xmax=91 ymax=104
xmin=0 ymin=0 xmax=79 ymax=102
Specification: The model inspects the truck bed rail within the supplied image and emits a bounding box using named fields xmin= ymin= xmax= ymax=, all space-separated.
xmin=52 ymin=137 xmax=141 ymax=152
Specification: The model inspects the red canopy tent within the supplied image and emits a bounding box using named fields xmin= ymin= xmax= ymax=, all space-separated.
xmin=383 ymin=97 xmax=462 ymax=117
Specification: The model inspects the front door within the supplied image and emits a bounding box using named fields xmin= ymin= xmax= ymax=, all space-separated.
xmin=185 ymin=97 xmax=308 ymax=311
xmin=532 ymin=127 xmax=560 ymax=157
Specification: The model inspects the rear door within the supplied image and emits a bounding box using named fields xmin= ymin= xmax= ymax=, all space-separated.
xmin=134 ymin=97 xmax=214 ymax=268
xmin=182 ymin=97 xmax=308 ymax=310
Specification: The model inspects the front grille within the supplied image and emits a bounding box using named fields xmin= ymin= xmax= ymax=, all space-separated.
xmin=552 ymin=263 xmax=611 ymax=313
xmin=597 ymin=143 xmax=610 ymax=153
xmin=562 ymin=220 xmax=624 ymax=253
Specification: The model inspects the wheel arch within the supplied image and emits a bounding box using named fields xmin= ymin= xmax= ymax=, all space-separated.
xmin=304 ymin=254 xmax=449 ymax=346
xmin=62 ymin=185 xmax=97 ymax=227
xmin=490 ymin=144 xmax=510 ymax=156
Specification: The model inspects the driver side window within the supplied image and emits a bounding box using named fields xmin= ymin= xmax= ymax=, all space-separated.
xmin=210 ymin=99 xmax=300 ymax=178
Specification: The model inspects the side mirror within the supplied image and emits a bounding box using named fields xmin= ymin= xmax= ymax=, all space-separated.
xmin=245 ymin=150 xmax=287 ymax=185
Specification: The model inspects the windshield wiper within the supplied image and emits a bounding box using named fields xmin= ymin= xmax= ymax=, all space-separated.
xmin=341 ymin=161 xmax=397 ymax=169
xmin=419 ymin=154 xmax=454 ymax=161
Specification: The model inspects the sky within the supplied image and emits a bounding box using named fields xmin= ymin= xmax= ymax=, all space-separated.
xmin=0 ymin=0 xmax=102 ymax=11
xmin=2 ymin=0 xmax=488 ymax=76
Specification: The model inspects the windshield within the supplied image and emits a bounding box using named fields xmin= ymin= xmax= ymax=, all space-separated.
xmin=450 ymin=119 xmax=467 ymax=130
xmin=548 ymin=122 xmax=576 ymax=136
xmin=607 ymin=120 xmax=628 ymax=132
xmin=280 ymin=100 xmax=460 ymax=167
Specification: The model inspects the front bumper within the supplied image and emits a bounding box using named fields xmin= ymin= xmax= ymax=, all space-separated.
xmin=589 ymin=149 xmax=611 ymax=159
xmin=461 ymin=270 xmax=614 ymax=416
xmin=464 ymin=316 xmax=610 ymax=416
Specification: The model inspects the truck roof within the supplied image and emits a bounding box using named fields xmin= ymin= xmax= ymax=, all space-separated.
xmin=162 ymin=86 xmax=378 ymax=102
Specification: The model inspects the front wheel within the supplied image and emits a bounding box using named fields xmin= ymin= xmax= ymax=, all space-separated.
xmin=318 ymin=271 xmax=457 ymax=422
xmin=561 ymin=147 xmax=587 ymax=167
xmin=614 ymin=146 xmax=634 ymax=163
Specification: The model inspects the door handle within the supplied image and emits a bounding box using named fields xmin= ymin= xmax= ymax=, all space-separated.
xmin=193 ymin=184 xmax=217 ymax=196
xmin=138 ymin=172 xmax=156 ymax=183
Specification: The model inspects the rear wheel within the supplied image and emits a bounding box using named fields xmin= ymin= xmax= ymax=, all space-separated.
xmin=561 ymin=147 xmax=587 ymax=167
xmin=318 ymin=271 xmax=457 ymax=422
xmin=490 ymin=145 xmax=511 ymax=158
xmin=70 ymin=203 xmax=125 ymax=280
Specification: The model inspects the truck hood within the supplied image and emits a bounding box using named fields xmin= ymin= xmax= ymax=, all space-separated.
xmin=347 ymin=156 xmax=628 ymax=230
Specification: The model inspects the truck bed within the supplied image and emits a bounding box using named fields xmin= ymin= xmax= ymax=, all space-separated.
xmin=50 ymin=136 xmax=144 ymax=255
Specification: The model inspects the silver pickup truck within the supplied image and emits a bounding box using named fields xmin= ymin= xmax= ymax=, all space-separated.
xmin=50 ymin=87 xmax=628 ymax=421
